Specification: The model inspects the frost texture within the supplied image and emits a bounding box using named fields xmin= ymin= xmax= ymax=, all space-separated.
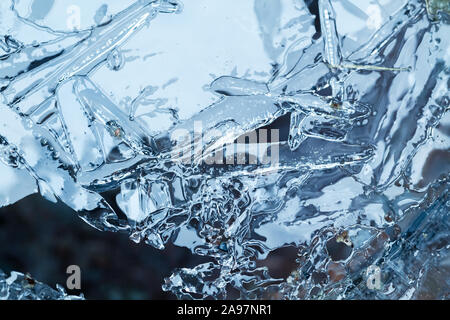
xmin=0 ymin=0 xmax=449 ymax=299
xmin=0 ymin=269 xmax=83 ymax=300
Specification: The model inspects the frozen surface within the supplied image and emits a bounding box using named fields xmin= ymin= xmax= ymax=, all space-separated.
xmin=0 ymin=0 xmax=449 ymax=299
xmin=0 ymin=269 xmax=83 ymax=300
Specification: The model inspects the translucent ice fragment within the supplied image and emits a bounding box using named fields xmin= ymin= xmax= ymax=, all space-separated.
xmin=0 ymin=269 xmax=83 ymax=300
xmin=74 ymin=77 xmax=155 ymax=157
xmin=210 ymin=76 xmax=268 ymax=96
xmin=288 ymin=111 xmax=306 ymax=151
xmin=318 ymin=0 xmax=342 ymax=67
xmin=300 ymin=114 xmax=351 ymax=142
xmin=56 ymin=79 xmax=104 ymax=171
xmin=116 ymin=177 xmax=170 ymax=223
xmin=106 ymin=49 xmax=125 ymax=71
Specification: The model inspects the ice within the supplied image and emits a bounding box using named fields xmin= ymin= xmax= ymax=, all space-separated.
xmin=0 ymin=161 xmax=37 ymax=206
xmin=318 ymin=0 xmax=342 ymax=67
xmin=0 ymin=269 xmax=83 ymax=300
xmin=0 ymin=0 xmax=449 ymax=299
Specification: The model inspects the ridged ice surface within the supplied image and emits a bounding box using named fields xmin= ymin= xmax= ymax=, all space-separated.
xmin=0 ymin=0 xmax=449 ymax=299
